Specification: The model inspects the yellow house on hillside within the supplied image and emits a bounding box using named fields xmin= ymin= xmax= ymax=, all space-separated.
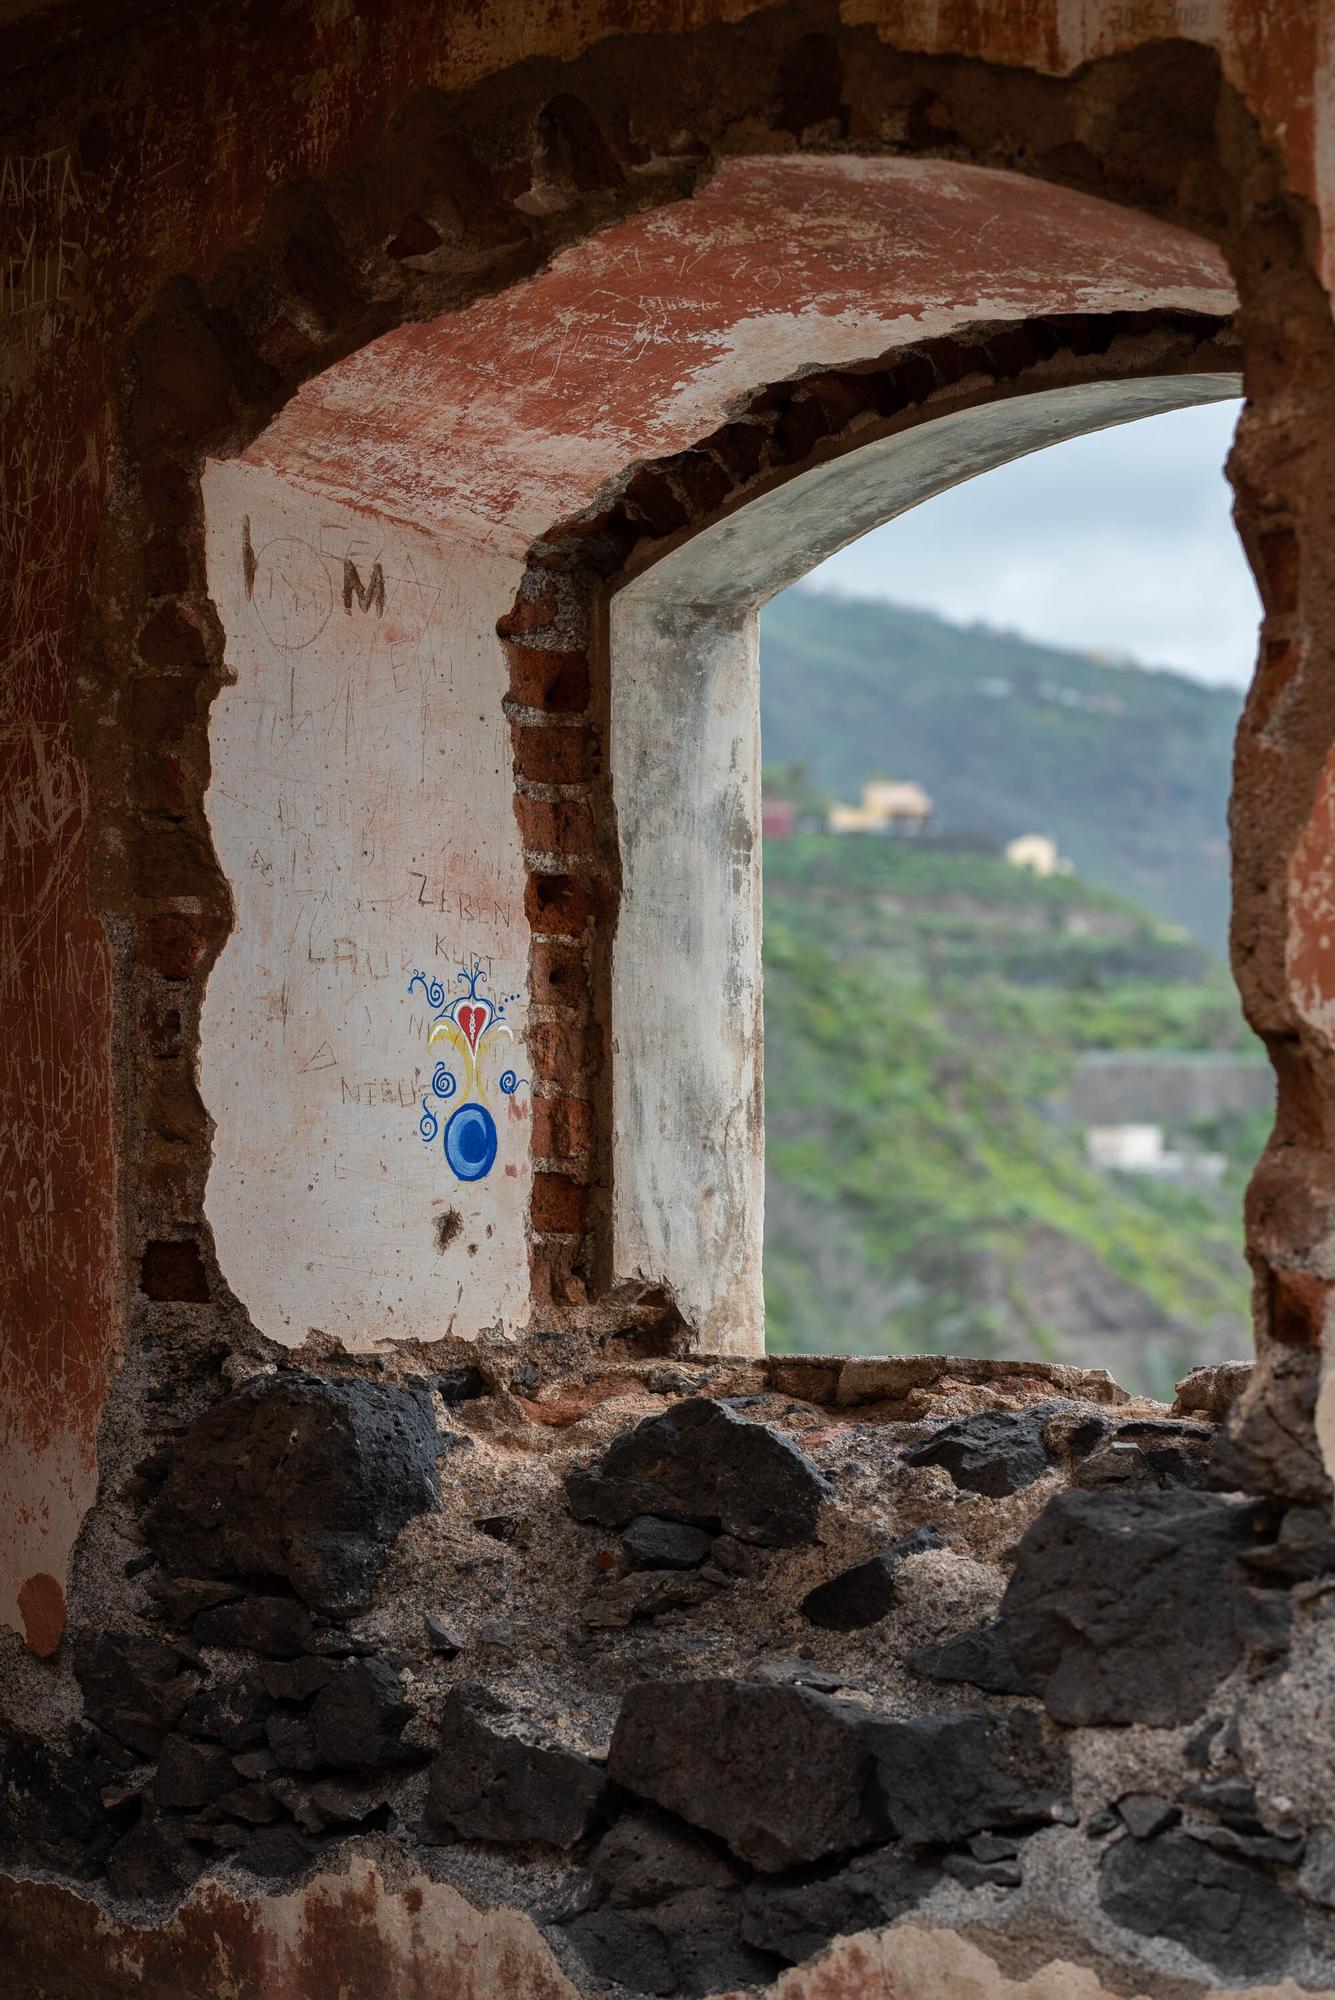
xmin=827 ymin=778 xmax=933 ymax=836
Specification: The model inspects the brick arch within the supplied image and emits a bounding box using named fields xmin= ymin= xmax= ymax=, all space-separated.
xmin=21 ymin=12 xmax=1330 ymax=1649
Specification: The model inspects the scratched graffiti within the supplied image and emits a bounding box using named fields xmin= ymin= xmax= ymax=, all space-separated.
xmin=201 ymin=458 xmax=530 ymax=1348
xmin=0 ymin=148 xmax=84 ymax=337
xmin=0 ymin=137 xmax=112 ymax=1647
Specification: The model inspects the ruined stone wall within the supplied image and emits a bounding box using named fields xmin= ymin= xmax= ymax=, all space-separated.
xmin=7 ymin=2 xmax=1335 ymax=1994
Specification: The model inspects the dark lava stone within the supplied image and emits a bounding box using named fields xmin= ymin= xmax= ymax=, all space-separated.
xmin=1000 ymin=1488 xmax=1270 ymax=1726
xmin=621 ymin=1516 xmax=714 ymax=1570
xmin=427 ymin=1683 xmax=607 ymax=1846
xmin=75 ymin=1632 xmax=199 ymax=1759
xmin=1117 ymin=1793 xmax=1180 ymax=1839
xmin=867 ymin=1709 xmax=1069 ymax=1848
xmin=608 ymin=1679 xmax=882 ymax=1873
xmin=179 ymin=1673 xmax=273 ymax=1751
xmin=566 ymin=1398 xmax=833 ymax=1547
xmin=562 ymin=1889 xmax=777 ymax=1999
xmin=307 ymin=1658 xmax=415 ymax=1771
xmin=909 ymin=1621 xmax=1028 ymax=1696
xmin=193 ymin=1595 xmax=313 ymax=1658
xmin=801 ymin=1552 xmax=899 ymax=1631
xmin=585 ymin=1809 xmax=739 ymax=1907
xmin=1100 ymin=1828 xmax=1302 ymax=1981
xmin=904 ymin=1409 xmax=1051 ymax=1497
xmin=0 ymin=1736 xmax=126 ymax=1878
xmin=105 ymin=1809 xmax=205 ymax=1901
xmin=800 ymin=1530 xmax=939 ymax=1632
xmin=146 ymin=1371 xmax=441 ymax=1617
xmin=741 ymin=1847 xmax=940 ymax=1964
xmin=152 ymin=1734 xmax=237 ymax=1812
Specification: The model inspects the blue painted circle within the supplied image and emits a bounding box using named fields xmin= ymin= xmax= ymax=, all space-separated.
xmin=443 ymin=1102 xmax=498 ymax=1182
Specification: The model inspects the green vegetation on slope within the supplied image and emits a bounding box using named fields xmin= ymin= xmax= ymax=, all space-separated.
xmin=759 ymin=590 xmax=1240 ymax=953
xmin=761 ymin=834 xmax=1264 ymax=1400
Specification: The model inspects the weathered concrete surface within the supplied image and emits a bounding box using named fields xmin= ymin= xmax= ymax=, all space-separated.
xmin=201 ymin=458 xmax=530 ymax=1346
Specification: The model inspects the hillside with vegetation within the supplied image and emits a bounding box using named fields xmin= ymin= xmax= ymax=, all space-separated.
xmin=759 ymin=588 xmax=1241 ymax=953
xmin=757 ymin=589 xmax=1263 ymax=1397
xmin=760 ymin=836 xmax=1265 ymax=1398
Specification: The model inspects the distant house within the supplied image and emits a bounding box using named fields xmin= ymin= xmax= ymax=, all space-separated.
xmin=1005 ymin=832 xmax=1073 ymax=878
xmin=761 ymin=798 xmax=796 ymax=840
xmin=827 ymin=778 xmax=933 ymax=836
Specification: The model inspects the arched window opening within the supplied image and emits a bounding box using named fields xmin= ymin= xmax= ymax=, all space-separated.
xmin=758 ymin=402 xmax=1266 ymax=1399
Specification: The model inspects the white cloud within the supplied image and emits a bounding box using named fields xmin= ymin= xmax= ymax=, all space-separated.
xmin=801 ymin=399 xmax=1261 ymax=688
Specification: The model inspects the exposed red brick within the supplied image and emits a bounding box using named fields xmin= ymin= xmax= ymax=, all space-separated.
xmin=531 ymin=940 xmax=589 ymax=1008
xmin=515 ymin=724 xmax=598 ymax=785
xmin=140 ymin=1152 xmax=198 ymax=1226
xmin=528 ymin=1018 xmax=594 ymax=1082
xmin=1256 ymin=527 xmax=1301 ymax=616
xmin=503 ymin=640 xmax=590 ymax=712
xmin=531 ymin=1172 xmax=588 ymax=1234
xmin=498 ymin=578 xmax=560 ymax=637
xmin=525 ymin=873 xmax=598 ymax=937
xmin=670 ymin=449 xmax=734 ymax=516
xmin=135 ymin=602 xmax=209 ymax=671
xmin=145 ymin=1073 xmax=208 ymax=1145
xmin=515 ymin=795 xmax=595 ymax=856
xmin=139 ymin=913 xmax=212 ymax=981
xmin=622 ymin=466 xmax=689 ymax=536
xmin=532 ymin=1095 xmax=594 ymax=1159
xmin=1268 ymin=1266 xmax=1332 ymax=1345
xmin=529 ymin=1237 xmax=588 ymax=1308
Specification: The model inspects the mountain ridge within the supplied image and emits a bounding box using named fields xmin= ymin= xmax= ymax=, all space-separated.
xmin=759 ymin=588 xmax=1242 ymax=954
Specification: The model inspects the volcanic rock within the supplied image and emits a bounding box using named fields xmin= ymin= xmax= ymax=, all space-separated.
xmin=741 ymin=1847 xmax=940 ymax=1964
xmin=1100 ymin=1828 xmax=1301 ymax=1980
xmin=621 ymin=1517 xmax=714 ymax=1570
xmin=867 ymin=1709 xmax=1069 ymax=1847
xmin=909 ymin=1620 xmax=1027 ymax=1695
xmin=566 ymin=1398 xmax=833 ymax=1547
xmin=146 ymin=1371 xmax=441 ymax=1616
xmin=607 ymin=1679 xmax=882 ymax=1872
xmin=427 ymin=1683 xmax=607 ymax=1845
xmin=307 ymin=1659 xmax=415 ymax=1770
xmin=904 ymin=1408 xmax=1051 ymax=1496
xmin=1000 ymin=1488 xmax=1269 ymax=1725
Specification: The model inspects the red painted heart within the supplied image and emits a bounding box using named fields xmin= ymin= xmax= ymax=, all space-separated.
xmin=457 ymin=1002 xmax=488 ymax=1050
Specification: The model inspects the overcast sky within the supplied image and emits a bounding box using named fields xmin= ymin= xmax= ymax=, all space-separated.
xmin=802 ymin=399 xmax=1261 ymax=690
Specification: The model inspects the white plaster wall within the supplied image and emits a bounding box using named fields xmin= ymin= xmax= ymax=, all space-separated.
xmin=610 ymin=601 xmax=763 ymax=1353
xmin=200 ymin=458 xmax=530 ymax=1346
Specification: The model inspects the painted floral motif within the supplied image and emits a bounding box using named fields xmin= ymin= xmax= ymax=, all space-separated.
xmin=408 ymin=961 xmax=527 ymax=1182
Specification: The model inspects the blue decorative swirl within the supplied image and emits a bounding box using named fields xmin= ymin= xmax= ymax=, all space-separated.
xmin=418 ymin=1099 xmax=439 ymax=1144
xmin=499 ymin=1070 xmax=529 ymax=1096
xmin=430 ymin=1060 xmax=457 ymax=1101
xmin=408 ymin=968 xmax=447 ymax=1011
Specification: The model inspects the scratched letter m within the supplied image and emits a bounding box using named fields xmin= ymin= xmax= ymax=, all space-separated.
xmin=343 ymin=557 xmax=386 ymax=616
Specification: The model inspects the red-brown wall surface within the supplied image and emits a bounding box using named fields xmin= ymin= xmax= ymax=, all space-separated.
xmin=5 ymin=0 xmax=1335 ymax=1657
